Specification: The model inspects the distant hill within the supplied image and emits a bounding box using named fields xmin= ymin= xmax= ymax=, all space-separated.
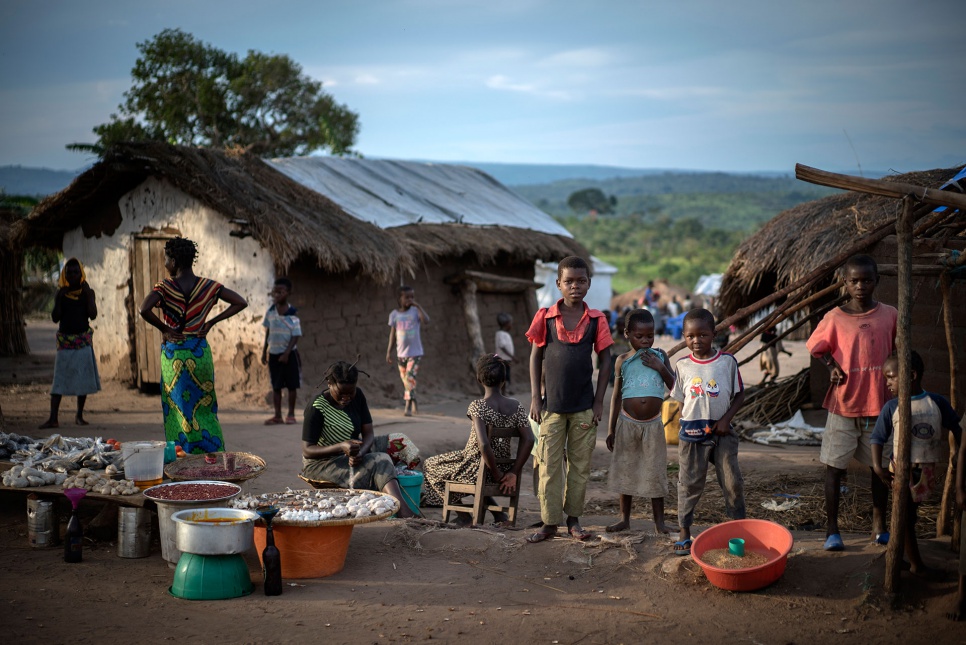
xmin=0 ymin=166 xmax=78 ymax=197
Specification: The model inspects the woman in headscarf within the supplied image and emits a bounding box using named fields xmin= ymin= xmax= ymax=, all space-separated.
xmin=139 ymin=237 xmax=247 ymax=453
xmin=40 ymin=258 xmax=100 ymax=429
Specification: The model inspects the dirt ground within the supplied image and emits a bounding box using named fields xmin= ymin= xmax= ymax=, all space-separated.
xmin=1 ymin=320 xmax=963 ymax=644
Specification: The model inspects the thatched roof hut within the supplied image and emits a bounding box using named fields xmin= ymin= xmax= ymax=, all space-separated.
xmin=718 ymin=167 xmax=959 ymax=318
xmin=21 ymin=142 xmax=585 ymax=401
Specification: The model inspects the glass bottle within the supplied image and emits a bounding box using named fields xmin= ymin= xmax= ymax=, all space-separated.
xmin=63 ymin=488 xmax=87 ymax=563
xmin=257 ymin=506 xmax=282 ymax=596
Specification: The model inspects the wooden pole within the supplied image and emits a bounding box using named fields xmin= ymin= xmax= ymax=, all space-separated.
xmin=796 ymin=164 xmax=966 ymax=211
xmin=459 ymin=279 xmax=486 ymax=371
xmin=885 ymin=195 xmax=915 ymax=594
xmin=937 ymin=271 xmax=960 ymax=548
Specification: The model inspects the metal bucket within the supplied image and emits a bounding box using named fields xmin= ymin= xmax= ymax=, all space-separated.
xmin=117 ymin=507 xmax=153 ymax=558
xmin=27 ymin=497 xmax=56 ymax=548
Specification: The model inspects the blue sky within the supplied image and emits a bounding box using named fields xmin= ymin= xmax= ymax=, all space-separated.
xmin=1 ymin=0 xmax=963 ymax=173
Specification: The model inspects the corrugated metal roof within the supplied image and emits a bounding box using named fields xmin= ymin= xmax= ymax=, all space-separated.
xmin=269 ymin=156 xmax=573 ymax=238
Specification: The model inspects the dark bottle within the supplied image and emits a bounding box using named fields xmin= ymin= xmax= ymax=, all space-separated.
xmin=64 ymin=507 xmax=83 ymax=563
xmin=262 ymin=521 xmax=282 ymax=596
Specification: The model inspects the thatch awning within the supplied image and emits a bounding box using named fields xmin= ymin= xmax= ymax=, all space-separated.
xmin=23 ymin=142 xmax=413 ymax=282
xmin=718 ymin=167 xmax=961 ymax=317
xmin=391 ymin=223 xmax=586 ymax=267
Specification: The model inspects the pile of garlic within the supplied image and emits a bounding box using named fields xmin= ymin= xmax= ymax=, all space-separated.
xmin=231 ymin=489 xmax=398 ymax=522
xmin=62 ymin=467 xmax=139 ymax=496
xmin=2 ymin=465 xmax=68 ymax=488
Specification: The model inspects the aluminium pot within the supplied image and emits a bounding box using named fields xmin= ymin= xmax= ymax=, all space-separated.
xmin=171 ymin=508 xmax=258 ymax=555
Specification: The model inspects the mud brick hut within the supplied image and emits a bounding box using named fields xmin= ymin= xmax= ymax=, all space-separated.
xmin=717 ymin=166 xmax=966 ymax=409
xmin=23 ymin=142 xmax=585 ymax=404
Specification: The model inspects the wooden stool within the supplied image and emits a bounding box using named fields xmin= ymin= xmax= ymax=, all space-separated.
xmin=441 ymin=426 xmax=521 ymax=526
xmin=298 ymin=474 xmax=339 ymax=490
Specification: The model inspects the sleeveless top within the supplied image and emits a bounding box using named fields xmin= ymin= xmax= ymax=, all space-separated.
xmin=621 ymin=348 xmax=667 ymax=400
xmin=152 ymin=277 xmax=223 ymax=334
xmin=544 ymin=316 xmax=597 ymax=414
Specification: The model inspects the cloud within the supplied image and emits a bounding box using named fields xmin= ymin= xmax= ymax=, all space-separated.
xmin=537 ymin=47 xmax=613 ymax=69
xmin=485 ymin=74 xmax=572 ymax=100
xmin=354 ymin=74 xmax=380 ymax=85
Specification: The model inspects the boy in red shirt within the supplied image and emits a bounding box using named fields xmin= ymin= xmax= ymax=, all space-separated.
xmin=806 ymin=254 xmax=897 ymax=551
xmin=526 ymin=256 xmax=613 ymax=543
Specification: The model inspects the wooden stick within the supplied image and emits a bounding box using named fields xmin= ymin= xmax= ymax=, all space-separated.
xmin=736 ymin=295 xmax=846 ymax=369
xmin=937 ymin=271 xmax=960 ymax=547
xmin=885 ymin=195 xmax=915 ymax=594
xmin=796 ymin=164 xmax=966 ymax=211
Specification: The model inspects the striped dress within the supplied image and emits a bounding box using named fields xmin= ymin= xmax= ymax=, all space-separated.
xmin=153 ymin=277 xmax=226 ymax=453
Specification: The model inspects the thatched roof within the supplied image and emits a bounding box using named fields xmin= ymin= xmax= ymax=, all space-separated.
xmin=23 ymin=142 xmax=584 ymax=283
xmin=718 ymin=167 xmax=962 ymax=317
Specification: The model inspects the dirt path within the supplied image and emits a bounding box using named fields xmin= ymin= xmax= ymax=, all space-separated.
xmin=1 ymin=321 xmax=962 ymax=643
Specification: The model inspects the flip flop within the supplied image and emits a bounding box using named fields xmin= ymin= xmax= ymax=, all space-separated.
xmin=568 ymin=525 xmax=592 ymax=541
xmin=264 ymin=417 xmax=284 ymax=426
xmin=673 ymin=539 xmax=693 ymax=556
xmin=873 ymin=532 xmax=889 ymax=546
xmin=285 ymin=416 xmax=298 ymax=425
xmin=526 ymin=530 xmax=556 ymax=544
xmin=823 ymin=533 xmax=845 ymax=551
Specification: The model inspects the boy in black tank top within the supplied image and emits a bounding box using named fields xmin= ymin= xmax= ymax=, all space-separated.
xmin=525 ymin=257 xmax=613 ymax=543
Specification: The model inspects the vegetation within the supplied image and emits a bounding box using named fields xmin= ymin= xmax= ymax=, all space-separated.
xmin=69 ymin=29 xmax=359 ymax=158
xmin=528 ymin=173 xmax=839 ymax=293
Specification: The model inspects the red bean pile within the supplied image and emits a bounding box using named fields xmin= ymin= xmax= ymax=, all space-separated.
xmin=147 ymin=483 xmax=238 ymax=501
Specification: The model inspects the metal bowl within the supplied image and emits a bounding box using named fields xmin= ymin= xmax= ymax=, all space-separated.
xmin=171 ymin=508 xmax=258 ymax=555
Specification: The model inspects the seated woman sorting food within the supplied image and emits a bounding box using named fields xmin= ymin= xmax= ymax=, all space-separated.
xmin=301 ymin=360 xmax=418 ymax=518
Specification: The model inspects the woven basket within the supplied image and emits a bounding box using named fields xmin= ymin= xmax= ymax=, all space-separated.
xmin=164 ymin=452 xmax=267 ymax=484
xmin=250 ymin=488 xmax=399 ymax=527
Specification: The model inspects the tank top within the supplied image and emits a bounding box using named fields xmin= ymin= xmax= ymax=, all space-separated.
xmin=621 ymin=348 xmax=667 ymax=400
xmin=544 ymin=317 xmax=597 ymax=414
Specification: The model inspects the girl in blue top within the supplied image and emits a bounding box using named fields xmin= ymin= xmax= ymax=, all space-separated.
xmin=605 ymin=309 xmax=675 ymax=534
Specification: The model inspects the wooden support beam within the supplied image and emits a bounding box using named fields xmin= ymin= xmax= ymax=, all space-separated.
xmin=445 ymin=270 xmax=543 ymax=294
xmin=458 ymin=279 xmax=486 ymax=372
xmin=796 ymin=164 xmax=966 ymax=211
xmin=937 ymin=272 xmax=960 ymax=547
xmin=885 ymin=196 xmax=915 ymax=594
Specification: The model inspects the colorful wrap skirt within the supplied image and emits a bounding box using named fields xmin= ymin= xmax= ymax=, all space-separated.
xmin=161 ymin=336 xmax=225 ymax=453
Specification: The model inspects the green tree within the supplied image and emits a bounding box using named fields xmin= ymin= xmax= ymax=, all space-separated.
xmin=68 ymin=29 xmax=359 ymax=158
xmin=566 ymin=188 xmax=616 ymax=215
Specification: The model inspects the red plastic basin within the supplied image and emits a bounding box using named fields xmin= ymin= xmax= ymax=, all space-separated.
xmin=691 ymin=519 xmax=794 ymax=592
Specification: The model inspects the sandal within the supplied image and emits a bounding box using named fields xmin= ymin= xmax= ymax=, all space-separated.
xmin=823 ymin=533 xmax=845 ymax=552
xmin=285 ymin=416 xmax=297 ymax=425
xmin=673 ymin=539 xmax=693 ymax=556
xmin=873 ymin=532 xmax=889 ymax=546
xmin=568 ymin=525 xmax=592 ymax=541
xmin=526 ymin=530 xmax=556 ymax=543
xmin=264 ymin=417 xmax=284 ymax=425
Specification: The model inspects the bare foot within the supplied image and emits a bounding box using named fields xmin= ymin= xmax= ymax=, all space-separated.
xmin=75 ymin=415 xmax=89 ymax=426
xmin=948 ymin=598 xmax=966 ymax=621
xmin=654 ymin=522 xmax=676 ymax=535
xmin=606 ymin=520 xmax=629 ymax=533
xmin=403 ymin=400 xmax=412 ymax=417
xmin=451 ymin=514 xmax=472 ymax=528
xmin=38 ymin=420 xmax=59 ymax=429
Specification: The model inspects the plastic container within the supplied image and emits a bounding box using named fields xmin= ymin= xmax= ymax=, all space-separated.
xmin=118 ymin=507 xmax=153 ymax=558
xmin=164 ymin=441 xmax=177 ymax=464
xmin=728 ymin=538 xmax=745 ymax=557
xmin=143 ymin=481 xmax=242 ymax=565
xmin=691 ymin=519 xmax=794 ymax=592
xmin=121 ymin=440 xmax=166 ymax=489
xmin=396 ymin=472 xmax=423 ymax=514
xmin=661 ymin=399 xmax=681 ymax=445
xmin=170 ymin=552 xmax=253 ymax=600
xmin=254 ymin=524 xmax=353 ymax=579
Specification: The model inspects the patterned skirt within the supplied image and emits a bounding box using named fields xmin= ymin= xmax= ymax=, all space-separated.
xmin=161 ymin=337 xmax=225 ymax=453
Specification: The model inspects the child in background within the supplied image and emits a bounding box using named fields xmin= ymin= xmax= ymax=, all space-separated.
xmin=494 ymin=313 xmax=516 ymax=394
xmin=526 ymin=256 xmax=613 ymax=543
xmin=871 ymin=352 xmax=960 ymax=577
xmin=670 ymin=308 xmax=746 ymax=555
xmin=422 ymin=354 xmax=534 ymax=527
xmin=606 ymin=309 xmax=675 ymax=534
xmin=806 ymin=254 xmax=897 ymax=551
xmin=386 ymin=285 xmax=431 ymax=416
xmin=261 ymin=278 xmax=302 ymax=425
xmin=758 ymin=325 xmax=792 ymax=385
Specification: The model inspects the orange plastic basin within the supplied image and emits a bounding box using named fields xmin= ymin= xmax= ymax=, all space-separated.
xmin=253 ymin=524 xmax=354 ymax=579
xmin=691 ymin=519 xmax=794 ymax=592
